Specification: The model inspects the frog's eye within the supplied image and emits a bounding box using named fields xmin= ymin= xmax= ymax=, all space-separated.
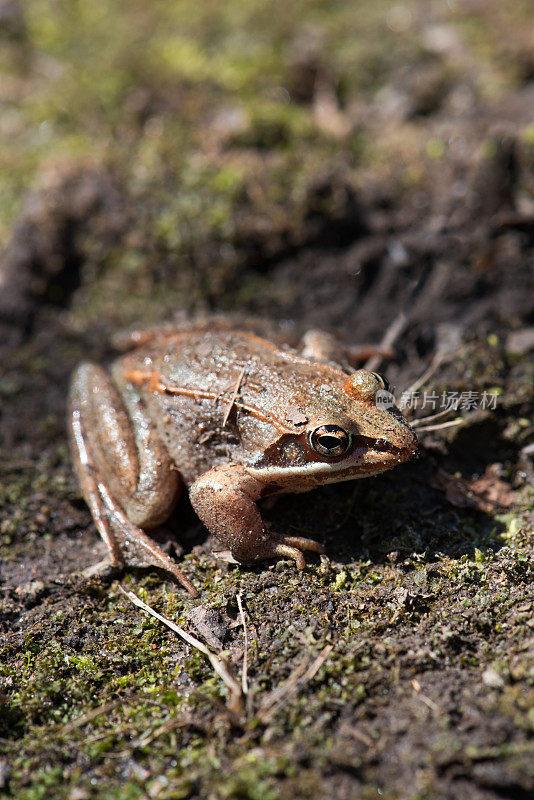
xmin=369 ymin=372 xmax=390 ymax=392
xmin=308 ymin=424 xmax=352 ymax=458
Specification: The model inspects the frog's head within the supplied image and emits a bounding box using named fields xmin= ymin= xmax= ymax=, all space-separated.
xmin=248 ymin=369 xmax=418 ymax=491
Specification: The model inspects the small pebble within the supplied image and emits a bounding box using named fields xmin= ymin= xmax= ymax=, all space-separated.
xmin=68 ymin=789 xmax=90 ymax=800
xmin=481 ymin=667 xmax=504 ymax=689
xmin=15 ymin=580 xmax=45 ymax=601
xmin=187 ymin=606 xmax=228 ymax=649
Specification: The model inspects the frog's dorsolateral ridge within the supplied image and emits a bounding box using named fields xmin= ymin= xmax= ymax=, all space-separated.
xmin=69 ymin=321 xmax=418 ymax=595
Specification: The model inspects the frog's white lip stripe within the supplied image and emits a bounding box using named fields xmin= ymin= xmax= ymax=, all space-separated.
xmin=246 ymin=453 xmax=399 ymax=483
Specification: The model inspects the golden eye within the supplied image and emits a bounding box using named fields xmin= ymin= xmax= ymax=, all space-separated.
xmin=309 ymin=425 xmax=352 ymax=458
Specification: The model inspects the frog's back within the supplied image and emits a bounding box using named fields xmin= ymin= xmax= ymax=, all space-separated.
xmin=149 ymin=328 xmax=347 ymax=419
xmin=118 ymin=328 xmax=348 ymax=483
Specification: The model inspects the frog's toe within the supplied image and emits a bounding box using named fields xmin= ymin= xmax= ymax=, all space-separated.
xmin=270 ymin=543 xmax=307 ymax=569
xmin=268 ymin=535 xmax=325 ymax=569
xmin=278 ymin=535 xmax=325 ymax=554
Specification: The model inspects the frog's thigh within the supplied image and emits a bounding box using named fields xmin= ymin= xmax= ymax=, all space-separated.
xmin=70 ymin=362 xmax=180 ymax=528
xmin=69 ymin=364 xmax=198 ymax=595
xmin=189 ymin=464 xmax=324 ymax=568
xmin=300 ymin=329 xmax=342 ymax=363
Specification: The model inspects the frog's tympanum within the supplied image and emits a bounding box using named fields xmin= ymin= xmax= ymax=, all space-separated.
xmin=69 ymin=321 xmax=418 ymax=595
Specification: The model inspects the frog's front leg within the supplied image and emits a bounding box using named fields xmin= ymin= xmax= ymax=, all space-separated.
xmin=189 ymin=464 xmax=324 ymax=568
xmin=69 ymin=363 xmax=198 ymax=596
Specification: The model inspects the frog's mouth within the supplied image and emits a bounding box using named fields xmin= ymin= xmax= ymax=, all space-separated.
xmin=351 ymin=434 xmax=399 ymax=456
xmin=349 ymin=433 xmax=417 ymax=461
xmin=333 ymin=434 xmax=417 ymax=475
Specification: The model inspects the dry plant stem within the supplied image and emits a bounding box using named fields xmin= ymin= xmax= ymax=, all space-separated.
xmin=416 ymin=418 xmax=465 ymax=433
xmin=410 ymin=405 xmax=460 ymax=427
xmin=222 ymin=366 xmax=247 ymax=428
xmin=61 ymin=697 xmax=129 ymax=733
xmin=133 ymin=716 xmax=194 ymax=748
xmin=412 ymin=678 xmax=440 ymax=713
xmin=117 ymin=586 xmax=243 ymax=714
xmin=404 ymin=353 xmax=444 ymax=397
xmin=364 ymin=311 xmax=409 ymax=372
xmin=257 ymin=644 xmax=333 ymax=723
xmin=236 ymin=593 xmax=249 ymax=695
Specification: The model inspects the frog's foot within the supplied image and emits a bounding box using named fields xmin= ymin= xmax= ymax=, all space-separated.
xmin=90 ymin=477 xmax=199 ymax=597
xmin=78 ymin=472 xmax=199 ymax=596
xmin=255 ymin=534 xmax=325 ymax=570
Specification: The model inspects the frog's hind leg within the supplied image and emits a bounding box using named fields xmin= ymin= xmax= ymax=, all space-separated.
xmin=112 ymin=315 xmax=296 ymax=353
xmin=299 ymin=310 xmax=410 ymax=369
xmin=299 ymin=329 xmax=395 ymax=368
xmin=69 ymin=363 xmax=198 ymax=596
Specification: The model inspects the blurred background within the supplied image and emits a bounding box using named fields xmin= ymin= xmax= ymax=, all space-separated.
xmin=1 ymin=2 xmax=533 ymax=799
xmin=1 ymin=0 xmax=533 ymax=341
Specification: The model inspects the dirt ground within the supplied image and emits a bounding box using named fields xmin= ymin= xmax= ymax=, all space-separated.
xmin=0 ymin=2 xmax=533 ymax=799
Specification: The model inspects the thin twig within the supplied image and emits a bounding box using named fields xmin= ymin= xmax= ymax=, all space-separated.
xmin=61 ymin=697 xmax=128 ymax=732
xmin=364 ymin=311 xmax=409 ymax=372
xmin=404 ymin=353 xmax=444 ymax=398
xmin=133 ymin=715 xmax=197 ymax=748
xmin=258 ymin=657 xmax=311 ymax=716
xmin=340 ymin=724 xmax=374 ymax=747
xmin=412 ymin=678 xmax=440 ymax=713
xmin=236 ymin=593 xmax=249 ymax=695
xmin=222 ymin=366 xmax=246 ymax=427
xmin=117 ymin=586 xmax=243 ymax=714
xmin=257 ymin=644 xmax=333 ymax=723
xmin=410 ymin=405 xmax=459 ymax=427
xmin=415 ymin=418 xmax=464 ymax=433
xmin=419 ymin=694 xmax=440 ymax=713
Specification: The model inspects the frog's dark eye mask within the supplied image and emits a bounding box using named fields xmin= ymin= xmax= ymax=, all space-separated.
xmin=251 ymin=426 xmax=405 ymax=472
xmin=308 ymin=424 xmax=352 ymax=458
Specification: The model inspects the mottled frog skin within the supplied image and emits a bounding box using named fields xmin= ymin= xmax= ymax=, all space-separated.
xmin=69 ymin=320 xmax=418 ymax=595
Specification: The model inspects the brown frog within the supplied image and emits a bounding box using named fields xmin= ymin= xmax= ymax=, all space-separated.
xmin=69 ymin=320 xmax=418 ymax=596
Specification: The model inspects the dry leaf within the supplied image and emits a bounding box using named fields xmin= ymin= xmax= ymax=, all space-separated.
xmin=431 ymin=464 xmax=516 ymax=513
